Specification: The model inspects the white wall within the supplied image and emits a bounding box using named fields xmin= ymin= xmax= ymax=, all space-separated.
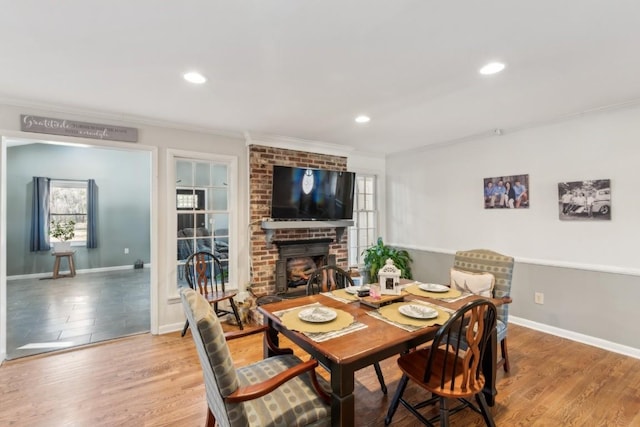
xmin=386 ymin=104 xmax=640 ymax=355
xmin=387 ymin=105 xmax=640 ymax=272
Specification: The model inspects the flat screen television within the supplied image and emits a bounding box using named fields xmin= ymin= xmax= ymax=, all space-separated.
xmin=270 ymin=165 xmax=355 ymax=220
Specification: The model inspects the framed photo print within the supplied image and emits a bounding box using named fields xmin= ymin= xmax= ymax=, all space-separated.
xmin=558 ymin=179 xmax=610 ymax=221
xmin=483 ymin=174 xmax=529 ymax=209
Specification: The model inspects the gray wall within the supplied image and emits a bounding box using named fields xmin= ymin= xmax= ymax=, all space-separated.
xmin=407 ymin=249 xmax=639 ymax=350
xmin=7 ymin=143 xmax=150 ymax=276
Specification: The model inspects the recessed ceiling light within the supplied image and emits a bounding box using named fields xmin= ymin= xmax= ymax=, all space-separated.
xmin=479 ymin=62 xmax=506 ymax=75
xmin=183 ymin=71 xmax=207 ymax=84
xmin=355 ymin=115 xmax=371 ymax=124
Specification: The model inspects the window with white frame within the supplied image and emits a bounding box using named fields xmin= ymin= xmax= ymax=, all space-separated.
xmin=175 ymin=157 xmax=233 ymax=290
xmin=49 ymin=180 xmax=88 ymax=244
xmin=348 ymin=174 xmax=377 ymax=266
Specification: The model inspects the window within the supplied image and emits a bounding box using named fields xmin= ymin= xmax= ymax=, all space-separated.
xmin=175 ymin=157 xmax=233 ymax=290
xmin=49 ymin=180 xmax=88 ymax=244
xmin=349 ymin=174 xmax=377 ymax=266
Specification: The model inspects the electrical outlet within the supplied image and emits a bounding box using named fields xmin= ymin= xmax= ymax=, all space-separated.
xmin=124 ymin=248 xmax=129 ymax=254
xmin=534 ymin=292 xmax=544 ymax=305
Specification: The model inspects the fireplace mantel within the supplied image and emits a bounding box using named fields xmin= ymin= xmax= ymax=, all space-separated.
xmin=261 ymin=220 xmax=354 ymax=248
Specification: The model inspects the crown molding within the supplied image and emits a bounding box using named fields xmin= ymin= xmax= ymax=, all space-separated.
xmin=0 ymin=95 xmax=244 ymax=139
xmin=244 ymin=132 xmax=354 ymax=158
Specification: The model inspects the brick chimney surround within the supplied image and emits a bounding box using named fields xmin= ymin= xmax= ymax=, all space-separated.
xmin=248 ymin=145 xmax=350 ymax=297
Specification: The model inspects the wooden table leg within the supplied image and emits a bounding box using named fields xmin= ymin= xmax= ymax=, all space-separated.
xmin=330 ymin=363 xmax=355 ymax=427
xmin=53 ymin=256 xmax=62 ymax=279
xmin=68 ymin=254 xmax=76 ymax=277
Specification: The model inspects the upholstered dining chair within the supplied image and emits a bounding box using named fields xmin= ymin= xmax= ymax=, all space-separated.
xmin=180 ymin=287 xmax=331 ymax=427
xmin=453 ymin=249 xmax=514 ymax=372
xmin=181 ymin=251 xmax=243 ymax=337
xmin=385 ymin=299 xmax=498 ymax=427
xmin=306 ymin=265 xmax=388 ymax=394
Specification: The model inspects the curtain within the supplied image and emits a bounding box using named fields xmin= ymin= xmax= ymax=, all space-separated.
xmin=30 ymin=176 xmax=50 ymax=252
xmin=87 ymin=179 xmax=98 ymax=248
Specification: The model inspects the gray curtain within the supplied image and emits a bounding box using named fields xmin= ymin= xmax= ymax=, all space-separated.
xmin=87 ymin=179 xmax=98 ymax=248
xmin=30 ymin=176 xmax=50 ymax=252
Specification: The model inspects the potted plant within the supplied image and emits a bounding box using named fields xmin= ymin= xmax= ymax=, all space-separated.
xmin=362 ymin=237 xmax=413 ymax=283
xmin=49 ymin=219 xmax=76 ymax=252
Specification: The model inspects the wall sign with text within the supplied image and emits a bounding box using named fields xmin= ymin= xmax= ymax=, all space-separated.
xmin=20 ymin=115 xmax=138 ymax=142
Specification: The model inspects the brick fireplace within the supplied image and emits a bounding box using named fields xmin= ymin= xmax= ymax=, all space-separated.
xmin=249 ymin=145 xmax=349 ymax=296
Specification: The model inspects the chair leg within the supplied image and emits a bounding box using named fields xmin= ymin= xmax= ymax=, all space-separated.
xmin=373 ymin=362 xmax=387 ymax=394
xmin=229 ymin=298 xmax=244 ymax=330
xmin=181 ymin=319 xmax=189 ymax=337
xmin=206 ymin=407 xmax=216 ymax=427
xmin=385 ymin=374 xmax=409 ymax=425
xmin=475 ymin=392 xmax=496 ymax=427
xmin=501 ymin=337 xmax=510 ymax=372
xmin=439 ymin=397 xmax=449 ymax=427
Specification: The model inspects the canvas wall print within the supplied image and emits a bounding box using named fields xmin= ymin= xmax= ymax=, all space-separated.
xmin=483 ymin=174 xmax=529 ymax=209
xmin=558 ymin=179 xmax=610 ymax=221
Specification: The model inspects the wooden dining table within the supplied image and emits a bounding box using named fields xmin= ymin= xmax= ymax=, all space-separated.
xmin=258 ymin=289 xmax=505 ymax=427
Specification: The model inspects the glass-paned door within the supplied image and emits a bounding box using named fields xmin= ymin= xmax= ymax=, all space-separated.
xmin=176 ymin=159 xmax=230 ymax=289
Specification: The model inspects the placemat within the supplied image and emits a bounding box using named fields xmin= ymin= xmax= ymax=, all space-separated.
xmin=279 ymin=303 xmax=356 ymax=333
xmin=327 ymin=289 xmax=359 ymax=302
xmin=368 ymin=301 xmax=452 ymax=332
xmin=404 ymin=283 xmax=462 ymax=300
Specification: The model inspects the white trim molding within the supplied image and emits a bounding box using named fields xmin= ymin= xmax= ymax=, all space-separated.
xmin=510 ymin=316 xmax=640 ymax=360
xmin=396 ymin=244 xmax=640 ymax=277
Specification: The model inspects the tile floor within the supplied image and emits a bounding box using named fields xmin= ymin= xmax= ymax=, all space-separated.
xmin=6 ymin=268 xmax=150 ymax=359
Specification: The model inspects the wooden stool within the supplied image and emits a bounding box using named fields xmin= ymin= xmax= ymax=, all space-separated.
xmin=52 ymin=251 xmax=76 ymax=279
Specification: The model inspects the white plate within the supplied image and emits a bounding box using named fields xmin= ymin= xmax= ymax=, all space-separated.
xmin=418 ymin=283 xmax=450 ymax=293
xmin=398 ymin=304 xmax=438 ymax=319
xmin=345 ymin=285 xmax=369 ymax=294
xmin=298 ymin=306 xmax=338 ymax=323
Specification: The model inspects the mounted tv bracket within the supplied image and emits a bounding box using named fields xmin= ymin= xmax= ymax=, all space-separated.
xmin=261 ymin=220 xmax=354 ymax=249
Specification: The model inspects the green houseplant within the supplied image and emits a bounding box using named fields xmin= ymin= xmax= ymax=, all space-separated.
xmin=49 ymin=219 xmax=76 ymax=252
xmin=362 ymin=237 xmax=413 ymax=282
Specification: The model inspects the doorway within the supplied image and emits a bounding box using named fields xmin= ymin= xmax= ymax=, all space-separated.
xmin=2 ymin=138 xmax=153 ymax=359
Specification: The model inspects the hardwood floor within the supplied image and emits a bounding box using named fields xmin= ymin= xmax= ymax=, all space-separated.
xmin=1 ymin=323 xmax=639 ymax=426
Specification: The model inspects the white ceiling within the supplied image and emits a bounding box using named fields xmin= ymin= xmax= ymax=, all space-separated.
xmin=2 ymin=1 xmax=640 ymax=155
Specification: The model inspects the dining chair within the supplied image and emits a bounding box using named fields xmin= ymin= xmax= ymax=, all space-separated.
xmin=180 ymin=287 xmax=331 ymax=427
xmin=181 ymin=250 xmax=243 ymax=337
xmin=453 ymin=249 xmax=514 ymax=372
xmin=306 ymin=264 xmax=355 ymax=294
xmin=306 ymin=265 xmax=388 ymax=394
xmin=384 ymin=299 xmax=498 ymax=427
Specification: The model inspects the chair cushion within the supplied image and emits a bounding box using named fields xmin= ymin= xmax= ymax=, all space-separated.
xmin=450 ymin=268 xmax=495 ymax=297
xmin=238 ymin=355 xmax=331 ymax=427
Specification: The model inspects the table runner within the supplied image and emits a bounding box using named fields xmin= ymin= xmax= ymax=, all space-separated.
xmin=274 ymin=302 xmax=368 ymax=342
xmin=368 ymin=300 xmax=454 ymax=332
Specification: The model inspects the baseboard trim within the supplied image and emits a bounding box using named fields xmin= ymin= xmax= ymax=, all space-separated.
xmin=7 ymin=264 xmax=146 ymax=281
xmin=510 ymin=315 xmax=640 ymax=360
xmin=159 ymin=322 xmax=185 ymax=335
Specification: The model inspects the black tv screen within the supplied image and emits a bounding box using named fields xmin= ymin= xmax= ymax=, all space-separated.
xmin=271 ymin=165 xmax=355 ymax=220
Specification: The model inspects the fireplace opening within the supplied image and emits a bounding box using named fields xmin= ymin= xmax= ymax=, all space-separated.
xmin=275 ymin=238 xmax=335 ymax=296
